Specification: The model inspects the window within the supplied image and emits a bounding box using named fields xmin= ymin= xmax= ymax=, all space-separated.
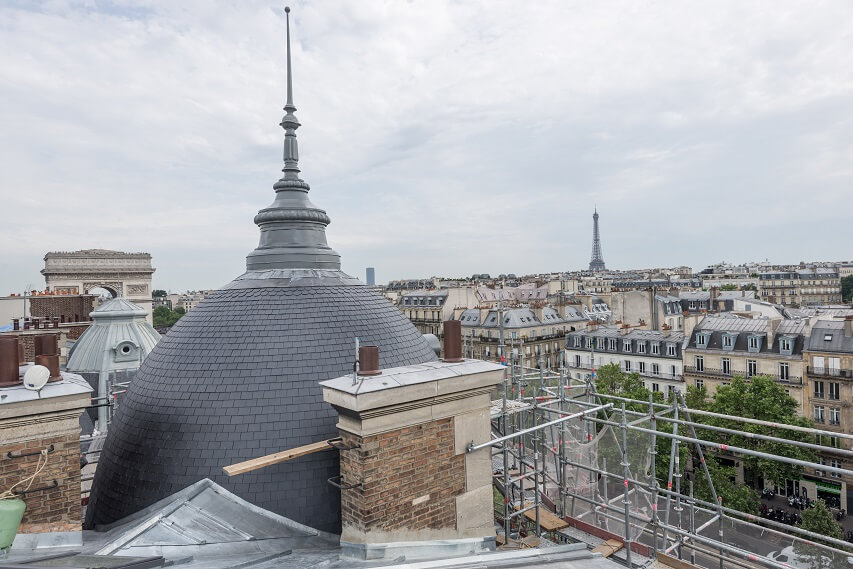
xmin=814 ymin=405 xmax=825 ymax=423
xmin=531 ymin=330 xmax=537 ymax=340
xmin=623 ymin=340 xmax=632 ymax=352
xmin=779 ymin=362 xmax=789 ymax=381
xmin=639 ymin=361 xmax=646 ymax=374
xmin=652 ymin=383 xmax=660 ymax=392
xmin=695 ymin=355 xmax=704 ymax=372
xmin=814 ymin=381 xmax=825 ymax=399
xmin=596 ymin=337 xmax=604 ymax=350
xmin=585 ymin=337 xmax=592 ymax=349
xmin=574 ymin=336 xmax=580 ymax=347
xmin=722 ymin=357 xmax=731 ymax=375
xmin=747 ymin=359 xmax=757 ymax=378
xmin=624 ymin=360 xmax=632 ymax=372
xmin=831 ymin=458 xmax=841 ymax=478
xmin=574 ymin=355 xmax=582 ymax=368
xmin=608 ymin=338 xmax=617 ymax=351
xmin=668 ymin=385 xmax=677 ymax=396
xmin=829 ymin=382 xmax=840 ymax=400
xmin=667 ymin=344 xmax=676 ymax=357
xmin=652 ymin=363 xmax=660 ymax=376
xmin=830 ymin=407 xmax=840 ymax=425
xmin=689 ymin=301 xmax=696 ymax=309
xmin=780 ymin=338 xmax=792 ymax=352
xmin=671 ymin=364 xmax=677 ymax=378
xmin=748 ymin=336 xmax=760 ymax=350
xmin=722 ymin=335 xmax=734 ymax=349
xmin=638 ymin=342 xmax=646 ymax=354
xmin=651 ymin=342 xmax=660 ymax=355
xmin=696 ymin=334 xmax=707 ymax=347
xmin=696 ymin=378 xmax=704 ymax=390
xmin=824 ymin=334 xmax=833 ymax=342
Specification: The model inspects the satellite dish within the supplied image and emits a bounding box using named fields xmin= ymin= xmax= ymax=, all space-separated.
xmin=24 ymin=365 xmax=50 ymax=391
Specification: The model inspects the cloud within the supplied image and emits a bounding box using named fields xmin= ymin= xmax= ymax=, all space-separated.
xmin=1 ymin=0 xmax=852 ymax=292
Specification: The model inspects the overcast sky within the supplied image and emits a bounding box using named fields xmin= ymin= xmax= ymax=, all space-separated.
xmin=1 ymin=1 xmax=851 ymax=292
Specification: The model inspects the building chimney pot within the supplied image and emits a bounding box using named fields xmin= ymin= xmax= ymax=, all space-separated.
xmin=35 ymin=354 xmax=61 ymax=381
xmin=442 ymin=319 xmax=463 ymax=362
xmin=53 ymin=317 xmax=60 ymax=328
xmin=60 ymin=315 xmax=66 ymax=323
xmin=357 ymin=345 xmax=381 ymax=376
xmin=18 ymin=342 xmax=25 ymax=366
xmin=845 ymin=315 xmax=853 ymax=337
xmin=34 ymin=334 xmax=58 ymax=357
xmin=12 ymin=318 xmax=19 ymax=331
xmin=0 ymin=337 xmax=21 ymax=387
xmin=33 ymin=318 xmax=40 ymax=329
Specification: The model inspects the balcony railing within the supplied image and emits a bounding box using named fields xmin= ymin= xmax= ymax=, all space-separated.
xmin=684 ymin=366 xmax=802 ymax=385
xmin=808 ymin=366 xmax=851 ymax=378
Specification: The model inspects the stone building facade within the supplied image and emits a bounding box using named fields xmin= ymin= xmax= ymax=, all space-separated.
xmin=41 ymin=249 xmax=155 ymax=322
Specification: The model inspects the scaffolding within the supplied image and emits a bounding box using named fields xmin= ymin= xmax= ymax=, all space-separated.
xmin=470 ymin=350 xmax=853 ymax=569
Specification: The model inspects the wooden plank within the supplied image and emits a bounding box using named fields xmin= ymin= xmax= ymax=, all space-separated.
xmin=521 ymin=505 xmax=570 ymax=532
xmin=223 ymin=438 xmax=339 ymax=476
xmin=656 ymin=552 xmax=703 ymax=569
xmin=591 ymin=538 xmax=624 ymax=558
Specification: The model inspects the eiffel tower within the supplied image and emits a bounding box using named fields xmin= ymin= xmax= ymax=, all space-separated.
xmin=589 ymin=208 xmax=606 ymax=271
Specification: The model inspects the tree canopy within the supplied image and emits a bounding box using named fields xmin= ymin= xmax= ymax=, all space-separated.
xmin=842 ymin=275 xmax=853 ymax=303
xmin=153 ymin=304 xmax=185 ymax=328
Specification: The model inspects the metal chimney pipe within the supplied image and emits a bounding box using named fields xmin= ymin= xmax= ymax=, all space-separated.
xmin=35 ymin=354 xmax=61 ymax=381
xmin=12 ymin=318 xmax=19 ymax=331
xmin=33 ymin=318 xmax=40 ymax=329
xmin=357 ymin=345 xmax=381 ymax=376
xmin=443 ymin=320 xmax=463 ymax=362
xmin=23 ymin=321 xmax=30 ymax=330
xmin=0 ymin=337 xmax=21 ymax=387
xmin=34 ymin=334 xmax=58 ymax=357
xmin=60 ymin=315 xmax=66 ymax=323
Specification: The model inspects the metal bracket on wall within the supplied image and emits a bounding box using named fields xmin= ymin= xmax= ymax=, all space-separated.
xmin=6 ymin=444 xmax=54 ymax=459
xmin=13 ymin=479 xmax=59 ymax=495
xmin=327 ymin=439 xmax=360 ymax=451
xmin=327 ymin=475 xmax=362 ymax=490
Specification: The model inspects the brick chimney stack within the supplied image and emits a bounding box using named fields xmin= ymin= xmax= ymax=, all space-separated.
xmin=321 ymin=357 xmax=504 ymax=561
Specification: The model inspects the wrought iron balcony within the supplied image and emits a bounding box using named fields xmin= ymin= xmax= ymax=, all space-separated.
xmin=684 ymin=366 xmax=802 ymax=385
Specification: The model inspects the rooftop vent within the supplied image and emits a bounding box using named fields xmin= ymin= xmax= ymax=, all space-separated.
xmin=357 ymin=345 xmax=381 ymax=376
xmin=442 ymin=320 xmax=463 ymax=362
xmin=0 ymin=336 xmax=21 ymax=387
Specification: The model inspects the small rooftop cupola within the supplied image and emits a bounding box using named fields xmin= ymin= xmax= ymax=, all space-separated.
xmin=246 ymin=6 xmax=341 ymax=272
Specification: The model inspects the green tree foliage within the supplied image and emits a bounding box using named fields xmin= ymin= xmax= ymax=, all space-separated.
xmin=842 ymin=275 xmax=853 ymax=303
xmin=684 ymin=385 xmax=708 ymax=410
xmin=794 ymin=499 xmax=843 ymax=569
xmin=152 ymin=289 xmax=167 ymax=297
xmin=693 ymin=455 xmax=759 ymax=514
xmin=153 ymin=305 xmax=185 ymax=328
xmin=705 ymin=375 xmax=816 ymax=487
xmin=720 ymin=284 xmax=738 ymax=291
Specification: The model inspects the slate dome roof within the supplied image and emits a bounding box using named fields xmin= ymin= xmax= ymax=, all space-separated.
xmin=85 ymin=11 xmax=437 ymax=533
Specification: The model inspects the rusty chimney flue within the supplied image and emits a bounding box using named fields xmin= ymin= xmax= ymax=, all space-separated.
xmin=442 ymin=319 xmax=463 ymax=362
xmin=35 ymin=354 xmax=61 ymax=382
xmin=845 ymin=315 xmax=853 ymax=338
xmin=0 ymin=337 xmax=21 ymax=387
xmin=357 ymin=345 xmax=381 ymax=376
xmin=12 ymin=318 xmax=19 ymax=331
xmin=34 ymin=334 xmax=58 ymax=358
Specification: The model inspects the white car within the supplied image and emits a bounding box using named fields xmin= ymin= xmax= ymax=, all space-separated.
xmin=766 ymin=545 xmax=849 ymax=569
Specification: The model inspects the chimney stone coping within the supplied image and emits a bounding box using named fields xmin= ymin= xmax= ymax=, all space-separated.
xmin=320 ymin=359 xmax=503 ymax=396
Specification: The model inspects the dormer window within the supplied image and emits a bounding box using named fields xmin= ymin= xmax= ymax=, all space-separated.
xmin=722 ymin=334 xmax=735 ymax=350
xmin=623 ymin=340 xmax=632 ymax=352
xmin=608 ymin=338 xmax=617 ymax=351
xmin=585 ymin=337 xmax=593 ymax=349
xmin=689 ymin=301 xmax=697 ymax=309
xmin=638 ymin=342 xmax=646 ymax=354
xmin=596 ymin=337 xmax=605 ymax=350
xmin=651 ymin=342 xmax=660 ymax=355
xmin=667 ymin=343 xmax=677 ymax=357
xmin=574 ymin=336 xmax=580 ymax=348
xmin=696 ymin=333 xmax=708 ymax=347
xmin=747 ymin=335 xmax=762 ymax=353
xmin=824 ymin=334 xmax=833 ymax=342
xmin=779 ymin=336 xmax=793 ymax=356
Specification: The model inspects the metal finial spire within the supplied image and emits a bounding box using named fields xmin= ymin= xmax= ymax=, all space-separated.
xmin=285 ymin=6 xmax=294 ymax=109
xmin=245 ymin=6 xmax=341 ymax=272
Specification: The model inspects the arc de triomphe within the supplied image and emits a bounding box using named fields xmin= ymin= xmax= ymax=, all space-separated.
xmin=41 ymin=249 xmax=155 ymax=321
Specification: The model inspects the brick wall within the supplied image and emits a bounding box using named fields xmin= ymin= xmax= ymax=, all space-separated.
xmin=29 ymin=296 xmax=96 ymax=322
xmin=0 ymin=432 xmax=81 ymax=533
xmin=340 ymin=418 xmax=466 ymax=534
